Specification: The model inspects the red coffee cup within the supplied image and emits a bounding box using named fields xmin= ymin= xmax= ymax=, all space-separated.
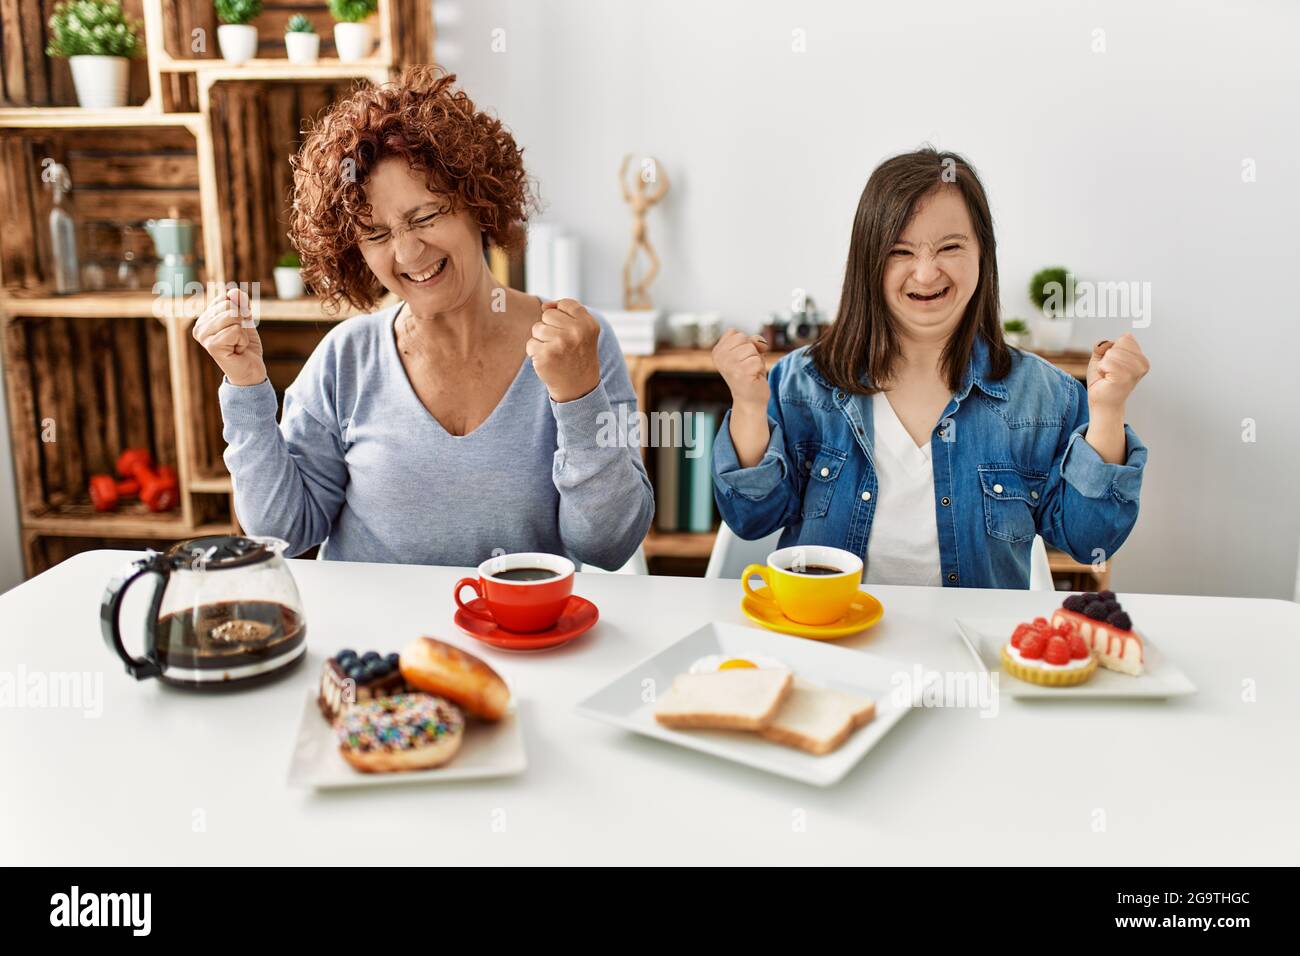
xmin=454 ymin=552 xmax=575 ymax=633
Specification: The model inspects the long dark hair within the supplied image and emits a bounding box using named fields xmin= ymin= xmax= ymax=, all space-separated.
xmin=810 ymin=147 xmax=1010 ymax=394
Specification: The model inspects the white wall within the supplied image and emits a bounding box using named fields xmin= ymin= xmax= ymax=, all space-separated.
xmin=440 ymin=0 xmax=1300 ymax=599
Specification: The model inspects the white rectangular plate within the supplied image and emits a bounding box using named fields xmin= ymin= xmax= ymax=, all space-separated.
xmin=287 ymin=691 xmax=527 ymax=789
xmin=575 ymin=622 xmax=934 ymax=787
xmin=954 ymin=617 xmax=1197 ymax=700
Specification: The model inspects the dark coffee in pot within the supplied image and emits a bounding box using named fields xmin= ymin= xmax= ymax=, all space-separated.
xmin=155 ymin=600 xmax=306 ymax=680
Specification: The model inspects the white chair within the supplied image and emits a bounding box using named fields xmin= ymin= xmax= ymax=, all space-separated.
xmin=580 ymin=545 xmax=648 ymax=576
xmin=1029 ymin=534 xmax=1055 ymax=591
xmin=705 ymin=521 xmax=784 ymax=579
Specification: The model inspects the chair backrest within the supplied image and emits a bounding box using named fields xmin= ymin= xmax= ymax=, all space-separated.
xmin=705 ymin=521 xmax=784 ymax=579
xmin=1028 ymin=534 xmax=1054 ymax=591
xmin=580 ymin=545 xmax=648 ymax=575
xmin=706 ymin=524 xmax=1056 ymax=590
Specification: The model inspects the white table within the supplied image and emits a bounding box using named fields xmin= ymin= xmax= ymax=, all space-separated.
xmin=2 ymin=549 xmax=1297 ymax=865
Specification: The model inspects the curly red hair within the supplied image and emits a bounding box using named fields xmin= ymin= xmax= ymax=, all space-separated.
xmin=288 ymin=66 xmax=533 ymax=313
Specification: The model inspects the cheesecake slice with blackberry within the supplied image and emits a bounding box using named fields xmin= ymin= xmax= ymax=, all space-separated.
xmin=1051 ymin=591 xmax=1144 ymax=676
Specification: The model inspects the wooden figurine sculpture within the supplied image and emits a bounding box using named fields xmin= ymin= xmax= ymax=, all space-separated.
xmin=620 ymin=154 xmax=670 ymax=310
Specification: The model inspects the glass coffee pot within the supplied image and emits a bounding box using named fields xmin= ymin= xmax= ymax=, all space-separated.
xmin=101 ymin=535 xmax=307 ymax=690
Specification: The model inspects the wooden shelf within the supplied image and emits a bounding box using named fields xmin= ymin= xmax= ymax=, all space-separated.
xmin=188 ymin=473 xmax=233 ymax=494
xmin=159 ymin=57 xmax=390 ymax=78
xmin=0 ymin=291 xmax=173 ymax=319
xmin=251 ymin=294 xmax=400 ymax=322
xmin=644 ymin=529 xmax=717 ymax=560
xmin=1026 ymin=349 xmax=1090 ymax=379
xmin=25 ymin=504 xmax=191 ymax=538
xmin=0 ymin=108 xmax=202 ymax=130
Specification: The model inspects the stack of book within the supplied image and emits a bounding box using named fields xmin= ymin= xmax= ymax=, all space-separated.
xmin=598 ymin=308 xmax=662 ymax=355
xmin=653 ymin=399 xmax=726 ymax=533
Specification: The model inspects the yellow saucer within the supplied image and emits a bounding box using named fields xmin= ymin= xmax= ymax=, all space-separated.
xmin=741 ymin=586 xmax=884 ymax=640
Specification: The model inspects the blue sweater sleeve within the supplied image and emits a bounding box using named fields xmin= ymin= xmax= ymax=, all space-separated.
xmin=548 ymin=314 xmax=655 ymax=570
xmin=711 ymin=355 xmax=804 ymax=539
xmin=1035 ymin=377 xmax=1147 ymax=566
xmin=219 ymin=340 xmax=349 ymax=556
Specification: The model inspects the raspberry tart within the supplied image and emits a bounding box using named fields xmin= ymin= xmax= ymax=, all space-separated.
xmin=1000 ymin=616 xmax=1097 ymax=686
xmin=1051 ymin=591 xmax=1144 ymax=676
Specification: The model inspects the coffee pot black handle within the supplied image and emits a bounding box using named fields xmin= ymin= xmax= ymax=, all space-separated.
xmin=100 ymin=553 xmax=171 ymax=680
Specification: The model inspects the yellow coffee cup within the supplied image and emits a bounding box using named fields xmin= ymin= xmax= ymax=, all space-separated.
xmin=742 ymin=546 xmax=863 ymax=626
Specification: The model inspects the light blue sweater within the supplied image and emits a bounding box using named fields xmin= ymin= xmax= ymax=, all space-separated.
xmin=218 ymin=301 xmax=654 ymax=569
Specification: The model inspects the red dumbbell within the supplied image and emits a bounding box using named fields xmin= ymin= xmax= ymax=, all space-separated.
xmin=88 ymin=448 xmax=179 ymax=513
xmin=88 ymin=475 xmax=140 ymax=512
xmin=118 ymin=448 xmax=179 ymax=512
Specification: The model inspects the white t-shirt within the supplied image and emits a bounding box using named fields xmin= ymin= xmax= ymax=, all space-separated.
xmin=863 ymin=392 xmax=943 ymax=586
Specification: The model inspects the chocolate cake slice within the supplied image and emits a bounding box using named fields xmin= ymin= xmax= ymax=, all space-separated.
xmin=318 ymin=649 xmax=408 ymax=722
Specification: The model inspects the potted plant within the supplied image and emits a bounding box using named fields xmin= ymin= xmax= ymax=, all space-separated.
xmin=45 ymin=1 xmax=143 ymax=109
xmin=330 ymin=0 xmax=377 ymax=63
xmin=214 ymin=0 xmax=262 ymax=65
xmin=273 ymin=252 xmax=305 ymax=299
xmin=1002 ymin=317 xmax=1031 ymax=349
xmin=1028 ymin=265 xmax=1074 ymax=351
xmin=284 ymin=13 xmax=319 ymax=64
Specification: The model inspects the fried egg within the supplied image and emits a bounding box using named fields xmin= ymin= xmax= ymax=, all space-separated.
xmin=688 ymin=654 xmax=790 ymax=675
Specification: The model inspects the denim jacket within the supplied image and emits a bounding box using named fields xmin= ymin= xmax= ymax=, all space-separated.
xmin=712 ymin=336 xmax=1147 ymax=589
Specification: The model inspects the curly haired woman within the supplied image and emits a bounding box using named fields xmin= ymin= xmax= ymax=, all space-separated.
xmin=193 ymin=67 xmax=653 ymax=568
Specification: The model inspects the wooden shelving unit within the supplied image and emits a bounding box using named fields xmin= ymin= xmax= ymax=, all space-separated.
xmin=0 ymin=0 xmax=434 ymax=575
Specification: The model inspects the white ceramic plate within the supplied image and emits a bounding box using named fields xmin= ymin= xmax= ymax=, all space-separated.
xmin=575 ymin=622 xmax=935 ymax=787
xmin=954 ymin=617 xmax=1197 ymax=700
xmin=287 ymin=691 xmax=527 ymax=789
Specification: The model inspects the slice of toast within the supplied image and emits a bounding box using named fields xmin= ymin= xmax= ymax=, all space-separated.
xmin=654 ymin=669 xmax=793 ymax=730
xmin=759 ymin=678 xmax=876 ymax=755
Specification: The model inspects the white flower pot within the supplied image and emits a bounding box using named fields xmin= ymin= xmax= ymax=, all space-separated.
xmin=218 ymin=24 xmax=259 ymax=65
xmin=284 ymin=31 xmax=320 ymax=64
xmin=1034 ymin=316 xmax=1074 ymax=351
xmin=274 ymin=267 xmax=305 ymax=299
xmin=68 ymin=56 xmax=129 ymax=109
xmin=334 ymin=21 xmax=374 ymax=62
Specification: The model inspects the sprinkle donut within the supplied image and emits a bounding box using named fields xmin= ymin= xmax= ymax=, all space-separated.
xmin=334 ymin=693 xmax=465 ymax=773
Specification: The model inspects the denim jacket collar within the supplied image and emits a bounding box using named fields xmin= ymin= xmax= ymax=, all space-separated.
xmin=804 ymin=334 xmax=1010 ymax=402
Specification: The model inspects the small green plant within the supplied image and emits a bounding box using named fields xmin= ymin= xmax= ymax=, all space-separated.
xmin=45 ymin=0 xmax=143 ymax=58
xmin=1002 ymin=318 xmax=1029 ymax=334
xmin=286 ymin=13 xmax=314 ymax=33
xmin=1028 ymin=266 xmax=1073 ymax=318
xmin=277 ymin=252 xmax=301 ymax=269
xmin=214 ymin=0 xmax=263 ymax=26
xmin=329 ymin=0 xmax=377 ymax=23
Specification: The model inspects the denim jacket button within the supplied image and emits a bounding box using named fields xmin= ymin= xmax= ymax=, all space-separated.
xmin=1030 ymin=490 xmax=1040 ymax=500
xmin=941 ymin=496 xmax=951 ymax=506
xmin=820 ymin=467 xmax=830 ymax=477
xmin=947 ymin=572 xmax=958 ymax=583
xmin=835 ymin=391 xmax=845 ymax=401
xmin=804 ymin=460 xmax=812 ymax=471
xmin=861 ymin=491 xmax=871 ymax=501
xmin=993 ymin=483 xmax=1004 ymax=494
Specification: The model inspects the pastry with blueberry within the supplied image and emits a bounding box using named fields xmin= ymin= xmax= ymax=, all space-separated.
xmin=1051 ymin=591 xmax=1144 ymax=676
xmin=318 ymin=649 xmax=409 ymax=722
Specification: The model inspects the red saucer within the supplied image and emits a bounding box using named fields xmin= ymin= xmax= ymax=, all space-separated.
xmin=454 ymin=594 xmax=599 ymax=651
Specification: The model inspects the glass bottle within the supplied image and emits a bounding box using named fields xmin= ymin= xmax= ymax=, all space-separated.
xmin=42 ymin=159 xmax=80 ymax=294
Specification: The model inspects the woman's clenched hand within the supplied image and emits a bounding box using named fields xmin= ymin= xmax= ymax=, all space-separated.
xmin=192 ymin=287 xmax=266 ymax=387
xmin=528 ymin=298 xmax=602 ymax=403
